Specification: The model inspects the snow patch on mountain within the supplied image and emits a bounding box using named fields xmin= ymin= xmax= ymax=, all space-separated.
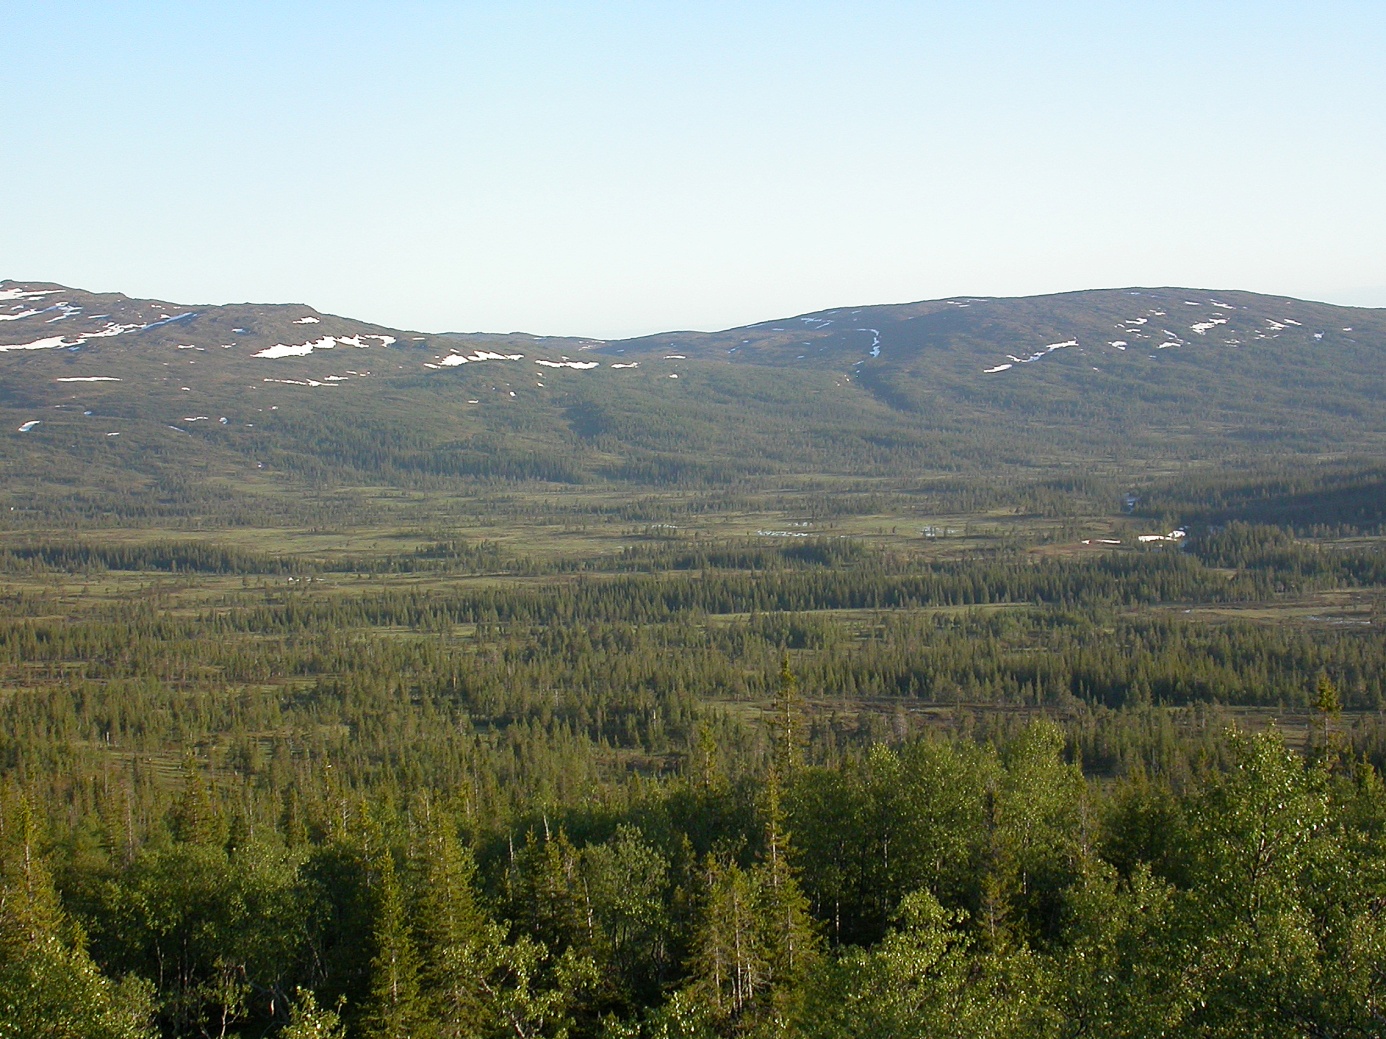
xmin=0 ymin=335 xmax=71 ymax=352
xmin=437 ymin=350 xmax=524 ymax=366
xmin=1 ymin=309 xmax=198 ymax=351
xmin=336 ymin=334 xmax=395 ymax=349
xmin=255 ymin=337 xmax=334 ymax=359
xmin=254 ymin=334 xmax=395 ymax=359
xmin=1006 ymin=340 xmax=1079 ymax=365
xmin=1189 ymin=318 xmax=1228 ymax=335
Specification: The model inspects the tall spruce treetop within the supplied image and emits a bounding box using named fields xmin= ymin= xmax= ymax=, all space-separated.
xmin=770 ymin=656 xmax=807 ymax=780
xmin=363 ymin=834 xmax=425 ymax=1039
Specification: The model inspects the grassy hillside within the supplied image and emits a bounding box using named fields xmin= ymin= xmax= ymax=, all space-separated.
xmin=1 ymin=280 xmax=1382 ymax=534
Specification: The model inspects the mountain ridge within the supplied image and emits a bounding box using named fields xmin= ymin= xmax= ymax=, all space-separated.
xmin=7 ymin=278 xmax=1381 ymax=366
xmin=2 ymin=278 xmax=1382 ymax=524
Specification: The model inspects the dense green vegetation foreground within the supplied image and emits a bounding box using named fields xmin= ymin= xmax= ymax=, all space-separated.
xmin=4 ymin=720 xmax=1385 ymax=1039
xmin=0 ymin=518 xmax=1384 ymax=1037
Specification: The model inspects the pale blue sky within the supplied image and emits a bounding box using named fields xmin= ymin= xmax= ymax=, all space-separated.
xmin=4 ymin=1 xmax=1383 ymax=337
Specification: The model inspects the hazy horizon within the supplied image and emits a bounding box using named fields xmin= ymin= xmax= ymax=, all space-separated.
xmin=6 ymin=274 xmax=1385 ymax=342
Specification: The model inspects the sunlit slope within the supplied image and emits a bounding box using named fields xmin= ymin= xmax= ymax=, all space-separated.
xmin=602 ymin=287 xmax=1385 ymax=451
xmin=1 ymin=280 xmax=1381 ymax=514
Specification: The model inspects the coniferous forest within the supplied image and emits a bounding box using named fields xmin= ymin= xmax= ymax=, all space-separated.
xmin=1 ymin=279 xmax=1385 ymax=1037
xmin=2 ymin=489 xmax=1385 ymax=1038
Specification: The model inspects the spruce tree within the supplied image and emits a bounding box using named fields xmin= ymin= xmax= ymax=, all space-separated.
xmin=413 ymin=814 xmax=488 ymax=1038
xmin=363 ymin=841 xmax=424 ymax=1039
xmin=769 ymin=656 xmax=807 ymax=780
